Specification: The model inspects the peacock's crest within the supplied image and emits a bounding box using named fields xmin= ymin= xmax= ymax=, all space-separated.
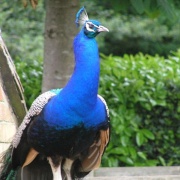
xmin=75 ymin=7 xmax=89 ymax=27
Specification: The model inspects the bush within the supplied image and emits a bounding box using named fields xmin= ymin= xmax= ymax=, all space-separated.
xmin=15 ymin=49 xmax=180 ymax=167
xmin=98 ymin=15 xmax=180 ymax=57
xmin=0 ymin=1 xmax=44 ymax=108
xmin=99 ymin=50 xmax=180 ymax=166
xmin=15 ymin=56 xmax=43 ymax=108
xmin=3 ymin=0 xmax=180 ymax=167
xmin=0 ymin=1 xmax=45 ymax=61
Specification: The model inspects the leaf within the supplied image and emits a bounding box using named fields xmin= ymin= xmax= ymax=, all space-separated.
xmin=137 ymin=152 xmax=147 ymax=160
xmin=107 ymin=157 xmax=119 ymax=167
xmin=120 ymin=136 xmax=129 ymax=147
xmin=157 ymin=0 xmax=178 ymax=22
xmin=136 ymin=131 xmax=144 ymax=146
xmin=158 ymin=156 xmax=166 ymax=166
xmin=119 ymin=156 xmax=134 ymax=165
xmin=142 ymin=129 xmax=155 ymax=140
xmin=128 ymin=147 xmax=137 ymax=160
xmin=109 ymin=147 xmax=128 ymax=156
xmin=146 ymin=159 xmax=159 ymax=166
xmin=130 ymin=0 xmax=145 ymax=14
xmin=144 ymin=0 xmax=151 ymax=11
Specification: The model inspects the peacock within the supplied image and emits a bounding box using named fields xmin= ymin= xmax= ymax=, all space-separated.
xmin=0 ymin=7 xmax=110 ymax=180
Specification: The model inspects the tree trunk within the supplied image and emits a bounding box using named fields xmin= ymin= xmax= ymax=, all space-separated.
xmin=42 ymin=0 xmax=79 ymax=92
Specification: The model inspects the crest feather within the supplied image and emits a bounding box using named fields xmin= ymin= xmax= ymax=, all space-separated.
xmin=75 ymin=7 xmax=89 ymax=27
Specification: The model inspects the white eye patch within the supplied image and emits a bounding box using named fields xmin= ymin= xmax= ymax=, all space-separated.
xmin=85 ymin=22 xmax=97 ymax=32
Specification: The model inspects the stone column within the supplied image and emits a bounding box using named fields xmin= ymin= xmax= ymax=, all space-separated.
xmin=0 ymin=78 xmax=17 ymax=155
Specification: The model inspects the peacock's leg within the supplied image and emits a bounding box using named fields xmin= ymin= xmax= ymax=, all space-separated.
xmin=48 ymin=157 xmax=62 ymax=180
xmin=63 ymin=158 xmax=74 ymax=180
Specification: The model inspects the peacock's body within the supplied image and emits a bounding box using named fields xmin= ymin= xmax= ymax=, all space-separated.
xmin=0 ymin=7 xmax=110 ymax=180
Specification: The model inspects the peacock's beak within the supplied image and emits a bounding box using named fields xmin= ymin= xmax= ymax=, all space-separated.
xmin=97 ymin=25 xmax=109 ymax=32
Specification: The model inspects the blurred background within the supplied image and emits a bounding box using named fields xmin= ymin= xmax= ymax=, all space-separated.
xmin=0 ymin=0 xmax=180 ymax=167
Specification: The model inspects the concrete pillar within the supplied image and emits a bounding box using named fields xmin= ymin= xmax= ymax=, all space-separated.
xmin=0 ymin=32 xmax=27 ymax=164
xmin=0 ymin=78 xmax=17 ymax=155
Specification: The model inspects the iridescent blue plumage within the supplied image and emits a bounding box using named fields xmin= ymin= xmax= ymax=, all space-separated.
xmin=41 ymin=29 xmax=102 ymax=128
xmin=0 ymin=7 xmax=110 ymax=180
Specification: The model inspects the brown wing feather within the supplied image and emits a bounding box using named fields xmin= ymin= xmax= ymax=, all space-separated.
xmin=80 ymin=128 xmax=110 ymax=172
xmin=22 ymin=148 xmax=39 ymax=167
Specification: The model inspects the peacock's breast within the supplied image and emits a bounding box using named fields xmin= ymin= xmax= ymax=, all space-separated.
xmin=27 ymin=94 xmax=108 ymax=157
xmin=27 ymin=116 xmax=102 ymax=158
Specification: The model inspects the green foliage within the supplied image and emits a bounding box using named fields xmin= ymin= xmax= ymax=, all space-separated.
xmin=98 ymin=15 xmax=180 ymax=57
xmin=0 ymin=1 xmax=45 ymax=108
xmin=99 ymin=50 xmax=180 ymax=167
xmin=91 ymin=0 xmax=179 ymax=22
xmin=15 ymin=49 xmax=180 ymax=166
xmin=81 ymin=1 xmax=180 ymax=57
xmin=1 ymin=0 xmax=180 ymax=167
xmin=0 ymin=1 xmax=45 ymax=60
xmin=15 ymin=57 xmax=43 ymax=108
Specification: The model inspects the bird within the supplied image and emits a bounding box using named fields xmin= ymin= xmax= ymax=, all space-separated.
xmin=0 ymin=7 xmax=110 ymax=180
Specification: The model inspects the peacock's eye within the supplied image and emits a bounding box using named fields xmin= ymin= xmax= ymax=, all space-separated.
xmin=89 ymin=23 xmax=94 ymax=29
xmin=87 ymin=22 xmax=95 ymax=29
xmin=85 ymin=22 xmax=96 ymax=34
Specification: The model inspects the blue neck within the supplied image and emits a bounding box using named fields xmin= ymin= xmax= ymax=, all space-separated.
xmin=59 ymin=30 xmax=100 ymax=113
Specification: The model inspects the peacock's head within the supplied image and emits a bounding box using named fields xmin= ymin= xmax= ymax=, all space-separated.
xmin=75 ymin=7 xmax=109 ymax=38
